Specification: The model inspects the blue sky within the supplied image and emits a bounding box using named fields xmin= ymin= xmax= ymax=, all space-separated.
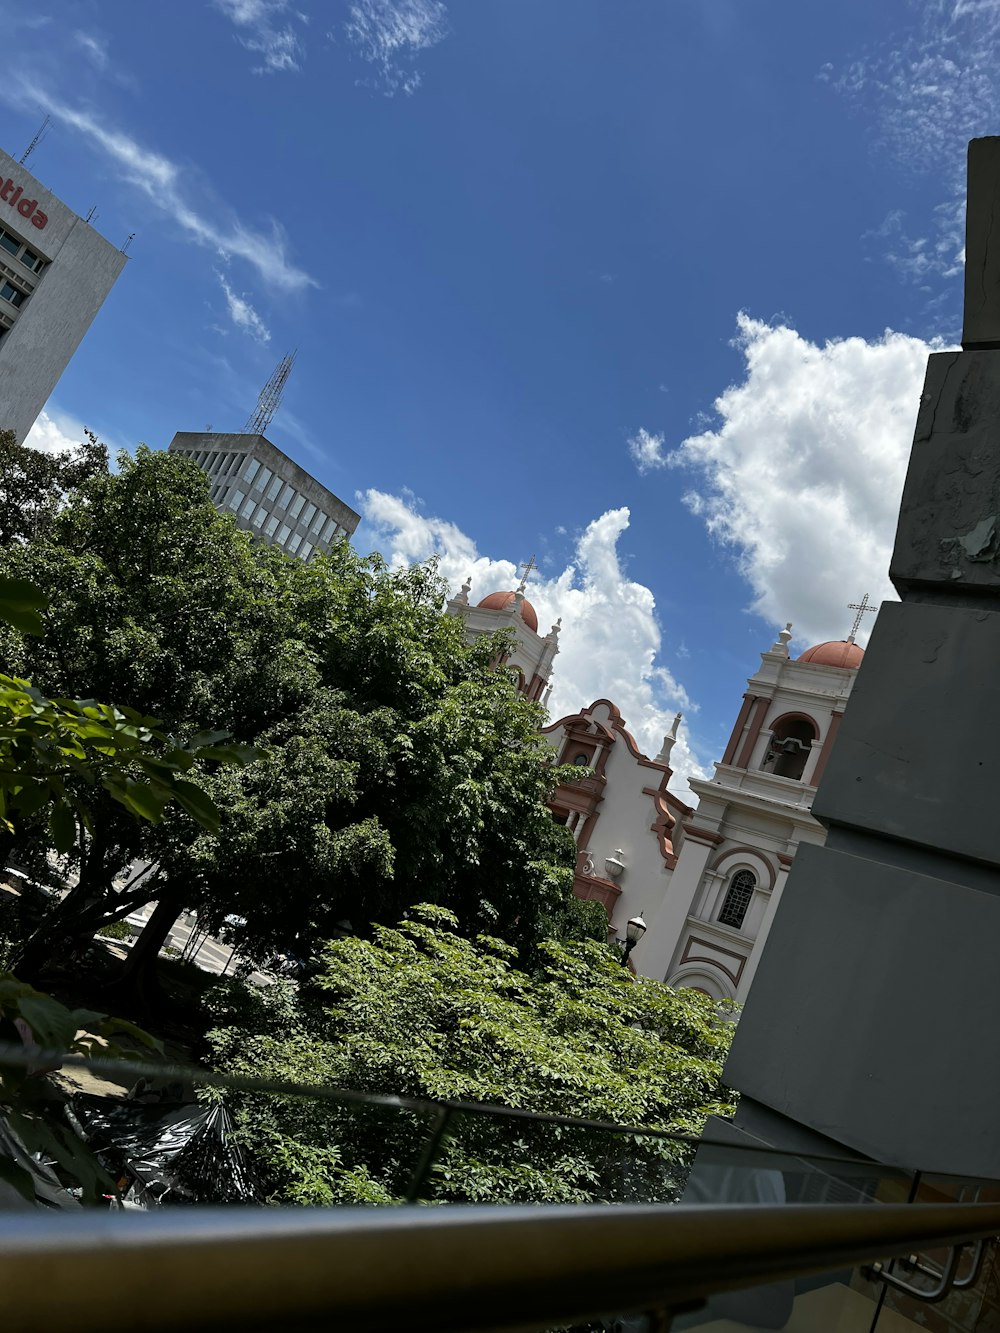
xmin=4 ymin=0 xmax=989 ymax=789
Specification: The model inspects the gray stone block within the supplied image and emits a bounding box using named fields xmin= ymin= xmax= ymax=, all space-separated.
xmin=812 ymin=600 xmax=1000 ymax=863
xmin=724 ymin=842 xmax=1000 ymax=1177
xmin=890 ymin=349 xmax=1000 ymax=594
xmin=964 ymin=137 xmax=1000 ymax=348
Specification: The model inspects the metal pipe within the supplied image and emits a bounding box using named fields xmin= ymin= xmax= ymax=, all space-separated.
xmin=1 ymin=1200 xmax=999 ymax=1333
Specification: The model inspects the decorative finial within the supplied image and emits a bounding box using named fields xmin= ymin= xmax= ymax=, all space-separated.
xmin=548 ymin=616 xmax=562 ymax=640
xmin=770 ymin=621 xmax=793 ymax=655
xmin=846 ymin=594 xmax=876 ymax=643
xmin=656 ymin=713 xmax=682 ymax=764
xmin=454 ymin=575 xmax=471 ymax=606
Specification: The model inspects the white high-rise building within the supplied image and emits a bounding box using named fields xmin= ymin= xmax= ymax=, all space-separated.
xmin=0 ymin=146 xmax=127 ymax=443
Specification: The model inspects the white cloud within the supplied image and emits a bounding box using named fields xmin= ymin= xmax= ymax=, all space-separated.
xmin=74 ymin=31 xmax=109 ymax=70
xmin=2 ymin=85 xmax=315 ymax=294
xmin=216 ymin=270 xmax=271 ymax=343
xmin=214 ymin=0 xmax=305 ymax=75
xmin=628 ymin=426 xmax=668 ymax=474
xmin=22 ymin=408 xmax=88 ymax=454
xmin=342 ymin=0 xmax=449 ymax=95
xmin=669 ymin=313 xmax=942 ymax=650
xmin=359 ymin=489 xmax=708 ymax=794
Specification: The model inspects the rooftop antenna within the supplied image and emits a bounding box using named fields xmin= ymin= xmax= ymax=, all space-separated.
xmin=120 ymin=232 xmax=135 ymax=254
xmin=85 ymin=205 xmax=99 ymax=225
xmin=19 ymin=115 xmax=51 ymax=166
xmin=244 ymin=350 xmax=296 ymax=435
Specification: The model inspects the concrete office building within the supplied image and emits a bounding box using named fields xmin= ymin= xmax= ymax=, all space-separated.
xmin=168 ymin=431 xmax=360 ymax=561
xmin=0 ymin=146 xmax=127 ymax=443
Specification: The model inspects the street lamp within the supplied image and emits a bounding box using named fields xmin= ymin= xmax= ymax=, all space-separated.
xmin=619 ymin=912 xmax=647 ymax=967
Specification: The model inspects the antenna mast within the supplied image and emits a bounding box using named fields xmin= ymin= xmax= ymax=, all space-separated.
xmin=20 ymin=115 xmax=51 ymax=165
xmin=245 ymin=351 xmax=296 ymax=435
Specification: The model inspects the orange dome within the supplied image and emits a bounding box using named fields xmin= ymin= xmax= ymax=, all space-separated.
xmin=797 ymin=640 xmax=865 ymax=669
xmin=476 ymin=590 xmax=539 ymax=632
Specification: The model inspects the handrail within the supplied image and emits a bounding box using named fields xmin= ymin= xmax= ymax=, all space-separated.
xmin=1 ymin=1201 xmax=999 ymax=1333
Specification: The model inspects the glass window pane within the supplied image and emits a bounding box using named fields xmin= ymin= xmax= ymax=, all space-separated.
xmin=278 ymin=484 xmax=294 ymax=508
xmin=228 ymin=490 xmax=245 ymax=512
xmin=320 ymin=518 xmax=336 ymax=543
xmin=301 ymin=502 xmax=316 ymax=527
xmin=287 ymin=533 xmax=302 ymax=554
xmin=289 ymin=494 xmax=305 ymax=519
xmin=264 ymin=516 xmax=280 ymax=537
xmin=241 ymin=497 xmax=256 ymax=518
xmin=299 ymin=542 xmax=313 ymax=560
xmin=266 ymin=475 xmax=282 ymax=501
xmin=256 ymin=467 xmax=272 ymax=493
xmin=252 ymin=506 xmax=267 ymax=528
xmin=19 ymin=248 xmax=38 ymax=270
xmin=277 ymin=524 xmax=291 ymax=544
xmin=311 ymin=509 xmax=326 ymax=534
xmin=243 ymin=458 xmax=260 ymax=483
xmin=0 ymin=230 xmax=19 ymax=255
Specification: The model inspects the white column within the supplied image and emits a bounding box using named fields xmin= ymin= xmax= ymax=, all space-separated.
xmin=636 ymin=838 xmax=716 ymax=979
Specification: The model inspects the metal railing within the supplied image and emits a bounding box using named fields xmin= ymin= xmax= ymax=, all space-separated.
xmin=2 ymin=1199 xmax=1000 ymax=1333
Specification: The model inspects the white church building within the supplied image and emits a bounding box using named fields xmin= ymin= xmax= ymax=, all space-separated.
xmin=447 ymin=580 xmax=865 ymax=1004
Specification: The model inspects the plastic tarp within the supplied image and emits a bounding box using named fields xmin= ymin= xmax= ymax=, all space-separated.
xmin=0 ymin=1115 xmax=81 ymax=1211
xmin=69 ymin=1093 xmax=258 ymax=1207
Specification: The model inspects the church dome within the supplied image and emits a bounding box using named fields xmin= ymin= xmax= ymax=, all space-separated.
xmin=797 ymin=640 xmax=865 ymax=669
xmin=477 ymin=590 xmax=539 ymax=632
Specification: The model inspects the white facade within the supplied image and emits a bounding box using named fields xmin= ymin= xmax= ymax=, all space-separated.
xmin=0 ymin=147 xmax=126 ymax=443
xmin=633 ymin=626 xmax=863 ymax=1001
xmin=168 ymin=431 xmax=359 ymax=562
xmin=446 ymin=582 xmax=561 ymax=703
xmin=542 ymin=700 xmax=691 ymax=937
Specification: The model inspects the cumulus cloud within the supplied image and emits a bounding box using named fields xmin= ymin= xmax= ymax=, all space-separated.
xmin=628 ymin=427 xmax=668 ymax=474
xmin=22 ymin=409 xmax=88 ymax=454
xmin=214 ymin=0 xmax=306 ymax=75
xmin=0 ymin=85 xmax=315 ymax=294
xmin=359 ymin=489 xmax=707 ymax=794
xmin=669 ymin=313 xmax=941 ymax=650
xmin=216 ymin=271 xmax=271 ymax=343
xmin=342 ymin=0 xmax=449 ymax=95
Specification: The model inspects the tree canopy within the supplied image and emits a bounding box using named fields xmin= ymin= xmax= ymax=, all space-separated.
xmin=207 ymin=906 xmax=737 ymax=1206
xmin=0 ymin=441 xmax=583 ymax=979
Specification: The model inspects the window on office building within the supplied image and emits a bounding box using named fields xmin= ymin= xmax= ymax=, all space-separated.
xmin=252 ymin=507 xmax=268 ymax=528
xmin=278 ymin=484 xmax=294 ymax=508
xmin=0 ymin=281 xmax=25 ymax=308
xmin=320 ymin=518 xmax=336 ymax=543
xmin=0 ymin=230 xmax=19 ymax=256
xmin=228 ymin=490 xmax=245 ymax=512
xmin=287 ymin=533 xmax=302 ymax=554
xmin=289 ymin=494 xmax=305 ymax=520
xmin=19 ymin=248 xmax=44 ymax=274
xmin=301 ymin=502 xmax=316 ymax=528
xmin=299 ymin=541 xmax=313 ymax=561
xmin=241 ymin=497 xmax=256 ymax=519
xmin=264 ymin=516 xmax=280 ymax=537
xmin=266 ymin=475 xmax=282 ymax=501
xmin=311 ymin=509 xmax=326 ymax=535
xmin=243 ymin=459 xmax=261 ymax=484
xmin=256 ymin=467 xmax=272 ymax=493
xmin=277 ymin=524 xmax=291 ymax=544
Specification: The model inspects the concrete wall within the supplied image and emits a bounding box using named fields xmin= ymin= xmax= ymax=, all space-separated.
xmin=0 ymin=147 xmax=126 ymax=442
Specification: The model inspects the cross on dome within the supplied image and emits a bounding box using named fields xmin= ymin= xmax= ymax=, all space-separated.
xmin=516 ymin=554 xmax=537 ymax=594
xmin=846 ymin=593 xmax=876 ymax=643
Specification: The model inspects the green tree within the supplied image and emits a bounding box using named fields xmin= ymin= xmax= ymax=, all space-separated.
xmin=0 ymin=427 xmax=107 ymax=547
xmin=0 ymin=445 xmax=579 ymax=982
xmin=207 ymin=906 xmax=737 ymax=1206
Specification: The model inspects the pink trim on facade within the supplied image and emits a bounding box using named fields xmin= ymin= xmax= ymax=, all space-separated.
xmin=722 ymin=694 xmax=755 ymax=766
xmin=736 ymin=696 xmax=770 ymax=770
xmin=573 ymin=871 xmax=622 ymax=916
xmin=681 ymin=823 xmax=725 ymax=847
xmin=643 ymin=786 xmax=679 ymax=869
xmin=777 ymin=851 xmax=794 ymax=868
xmin=680 ymin=935 xmax=747 ymax=986
xmin=811 ymin=709 xmax=844 ymax=788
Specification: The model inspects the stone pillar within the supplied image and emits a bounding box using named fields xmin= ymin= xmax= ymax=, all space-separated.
xmin=722 ymin=137 xmax=1000 ymax=1177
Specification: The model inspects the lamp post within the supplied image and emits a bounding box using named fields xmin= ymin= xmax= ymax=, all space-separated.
xmin=619 ymin=912 xmax=646 ymax=967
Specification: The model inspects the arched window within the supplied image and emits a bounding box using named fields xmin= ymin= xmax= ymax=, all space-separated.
xmin=763 ymin=715 xmax=818 ymax=781
xmin=718 ymin=869 xmax=756 ymax=929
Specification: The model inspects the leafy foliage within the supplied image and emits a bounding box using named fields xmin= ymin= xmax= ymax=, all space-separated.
xmin=0 ymin=427 xmax=107 ymax=549
xmin=207 ymin=907 xmax=737 ymax=1205
xmin=0 ymin=973 xmax=161 ymax=1205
